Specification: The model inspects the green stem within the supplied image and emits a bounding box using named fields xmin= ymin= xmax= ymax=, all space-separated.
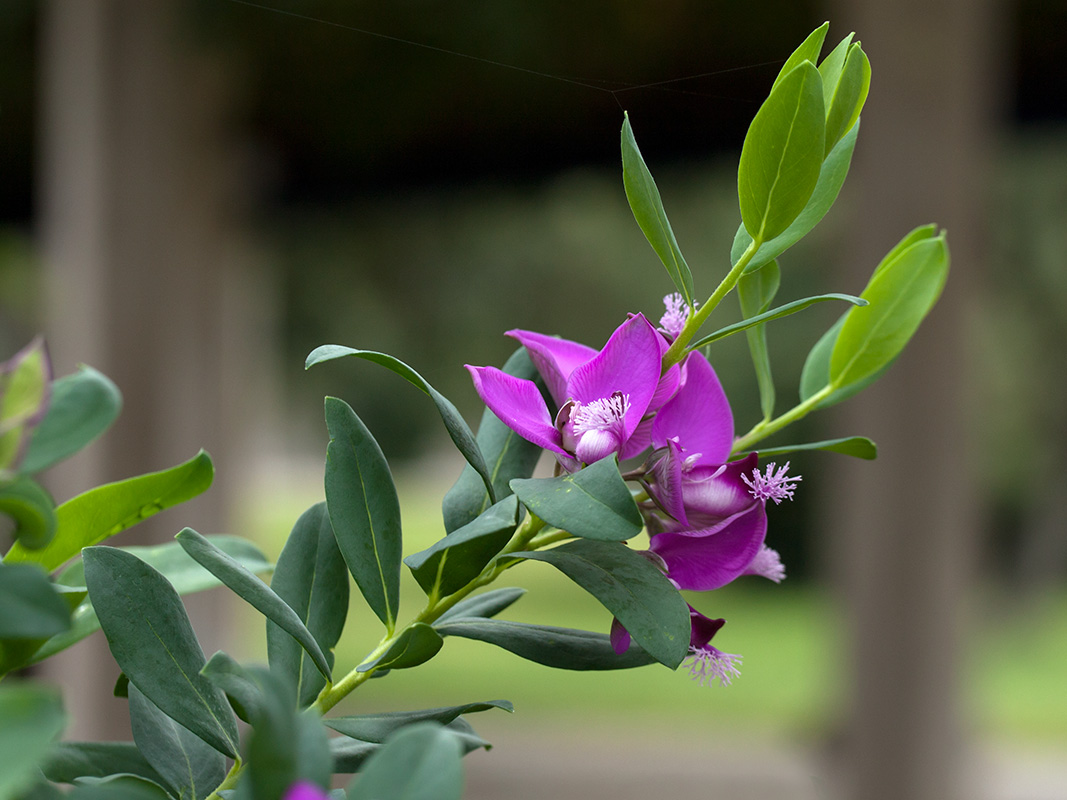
xmin=204 ymin=759 xmax=242 ymax=800
xmin=731 ymin=384 xmax=834 ymax=455
xmin=663 ymin=237 xmax=761 ymax=370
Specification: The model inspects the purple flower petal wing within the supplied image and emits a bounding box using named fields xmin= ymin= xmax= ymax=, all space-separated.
xmin=619 ymin=416 xmax=654 ymax=461
xmin=466 ymin=365 xmax=565 ymax=455
xmin=648 ymin=439 xmax=689 ymax=526
xmin=688 ymin=606 xmax=726 ymax=649
xmin=506 ymin=329 xmax=596 ymax=407
xmin=283 ymin=782 xmax=330 ymax=800
xmin=652 ymin=352 xmax=733 ymax=466
xmin=610 ymin=617 xmax=631 ymax=654
xmin=566 ymin=314 xmax=661 ymax=440
xmin=650 ymin=503 xmax=767 ymax=591
xmin=680 ymin=453 xmax=759 ymax=522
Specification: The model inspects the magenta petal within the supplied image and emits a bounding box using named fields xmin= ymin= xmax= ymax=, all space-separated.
xmin=466 ymin=365 xmax=566 ymax=455
xmin=743 ymin=545 xmax=786 ymax=583
xmin=649 ymin=503 xmax=768 ymax=591
xmin=610 ymin=617 xmax=631 ymax=654
xmin=649 ymin=439 xmax=689 ymax=526
xmin=680 ymin=453 xmax=760 ymax=522
xmin=652 ymin=352 xmax=733 ymax=466
xmin=619 ymin=416 xmax=654 ymax=460
xmin=567 ymin=314 xmax=661 ymax=441
xmin=688 ymin=606 xmax=726 ymax=649
xmin=506 ymin=329 xmax=596 ymax=407
xmin=283 ymin=781 xmax=330 ymax=800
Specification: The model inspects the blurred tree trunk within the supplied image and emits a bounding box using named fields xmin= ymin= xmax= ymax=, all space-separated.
xmin=823 ymin=0 xmax=999 ymax=798
xmin=36 ymin=0 xmax=255 ymax=740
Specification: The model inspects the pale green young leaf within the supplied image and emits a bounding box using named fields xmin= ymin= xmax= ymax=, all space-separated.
xmin=824 ymin=44 xmax=871 ymax=154
xmin=817 ymin=32 xmax=855 ymax=109
xmin=770 ymin=22 xmax=829 ymax=91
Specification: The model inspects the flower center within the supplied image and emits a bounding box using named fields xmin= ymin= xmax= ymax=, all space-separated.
xmin=570 ymin=391 xmax=630 ymax=438
xmin=684 ymin=645 xmax=742 ymax=687
xmin=741 ymin=461 xmax=801 ymax=504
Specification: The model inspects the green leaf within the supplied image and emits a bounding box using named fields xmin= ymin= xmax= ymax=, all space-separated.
xmin=738 ymin=61 xmax=826 ymax=243
xmin=830 ymin=231 xmax=949 ymax=389
xmin=200 ymin=651 xmax=263 ymax=723
xmin=323 ymin=397 xmax=401 ymax=632
xmin=509 ymin=456 xmax=642 ymax=542
xmin=307 ymin=347 xmax=495 ymax=505
xmin=405 ymin=496 xmax=519 ymax=597
xmin=798 ymin=314 xmax=892 ymax=409
xmin=620 ymin=113 xmax=695 ymax=305
xmin=4 ymin=450 xmax=214 ymax=571
xmin=737 ymin=261 xmax=780 ymax=420
xmin=128 ymin=683 xmax=225 ymax=800
xmin=816 ymin=32 xmax=855 ymax=109
xmin=21 ymin=366 xmax=122 ymax=475
xmin=0 ymin=562 xmax=71 ymax=640
xmin=266 ymin=502 xmax=349 ymax=708
xmin=175 ymin=528 xmax=331 ymax=681
xmin=32 ymin=537 xmax=272 ymax=665
xmin=0 ymin=477 xmax=57 ymax=551
xmin=824 ymin=43 xmax=870 ymax=155
xmin=0 ymin=684 xmax=65 ymax=800
xmin=436 ymin=587 xmax=526 ymax=624
xmin=68 ymin=774 xmax=174 ymax=800
xmin=442 ymin=347 xmax=542 ymax=533
xmin=82 ymin=546 xmax=238 ymax=758
xmin=0 ymin=338 xmax=51 ymax=473
xmin=739 ymin=435 xmax=878 ymax=460
xmin=345 ymin=723 xmax=464 ymax=800
xmin=40 ymin=742 xmax=165 ymax=786
xmin=436 ymin=617 xmax=658 ymax=670
xmin=732 ymin=120 xmax=859 ymax=272
xmin=330 ymin=720 xmax=487 ymax=774
xmin=694 ymin=292 xmax=867 ymax=348
xmin=0 ymin=583 xmax=82 ymax=676
xmin=325 ymin=701 xmax=512 ymax=744
xmin=510 ymin=539 xmax=689 ymax=668
xmin=770 ymin=22 xmax=829 ymax=91
xmin=357 ymin=623 xmax=443 ymax=673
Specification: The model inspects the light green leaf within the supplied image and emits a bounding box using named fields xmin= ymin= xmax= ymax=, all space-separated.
xmin=176 ymin=528 xmax=331 ymax=681
xmin=0 ymin=477 xmax=56 ymax=551
xmin=21 ymin=366 xmax=122 ymax=475
xmin=510 ymin=539 xmax=689 ymax=669
xmin=798 ymin=313 xmax=892 ymax=408
xmin=324 ymin=397 xmax=401 ymax=632
xmin=770 ymin=22 xmax=829 ymax=91
xmin=510 ymin=456 xmax=642 ymax=542
xmin=4 ymin=450 xmax=214 ymax=571
xmin=621 ymin=113 xmax=695 ymax=305
xmin=738 ymin=435 xmax=878 ymax=460
xmin=816 ymin=32 xmax=855 ymax=109
xmin=738 ymin=61 xmax=826 ymax=243
xmin=737 ymin=261 xmax=780 ymax=420
xmin=307 ymin=347 xmax=495 ymax=505
xmin=824 ymin=43 xmax=870 ymax=154
xmin=82 ymin=546 xmax=239 ymax=758
xmin=691 ymin=291 xmax=867 ymax=348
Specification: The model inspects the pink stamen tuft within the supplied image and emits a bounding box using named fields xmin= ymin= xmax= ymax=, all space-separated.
xmin=684 ymin=645 xmax=742 ymax=687
xmin=659 ymin=293 xmax=690 ymax=339
xmin=741 ymin=461 xmax=801 ymax=504
xmin=571 ymin=391 xmax=630 ymax=437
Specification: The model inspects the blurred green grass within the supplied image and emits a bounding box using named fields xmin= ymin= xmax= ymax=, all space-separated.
xmin=235 ymin=464 xmax=1067 ymax=745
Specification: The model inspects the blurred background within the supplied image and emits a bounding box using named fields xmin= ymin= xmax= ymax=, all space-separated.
xmin=2 ymin=1 xmax=1065 ymax=798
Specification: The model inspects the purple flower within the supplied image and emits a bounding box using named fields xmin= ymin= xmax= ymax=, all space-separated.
xmin=466 ymin=314 xmax=669 ymax=467
xmin=282 ymin=781 xmax=330 ymax=800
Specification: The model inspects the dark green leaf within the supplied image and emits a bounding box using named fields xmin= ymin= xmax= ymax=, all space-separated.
xmin=324 ymin=397 xmax=401 ymax=632
xmin=405 ymin=496 xmax=519 ymax=597
xmin=330 ymin=721 xmax=487 ymax=774
xmin=0 ymin=583 xmax=82 ymax=676
xmin=770 ymin=22 xmax=829 ymax=91
xmin=307 ymin=347 xmax=495 ymax=504
xmin=824 ymin=44 xmax=870 ymax=154
xmin=732 ymin=121 xmax=860 ymax=272
xmin=357 ymin=623 xmax=442 ymax=673
xmin=0 ymin=684 xmax=65 ymax=800
xmin=0 ymin=477 xmax=57 ymax=551
xmin=693 ymin=293 xmax=867 ymax=349
xmin=266 ymin=502 xmax=348 ymax=708
xmin=510 ymin=457 xmax=642 ymax=542
xmin=738 ymin=61 xmax=826 ymax=243
xmin=510 ymin=539 xmax=689 ymax=668
xmin=176 ymin=528 xmax=331 ymax=681
xmin=435 ymin=618 xmax=657 ymax=670
xmin=40 ymin=743 xmax=165 ymax=786
xmin=128 ymin=683 xmax=225 ymax=800
xmin=436 ymin=587 xmax=526 ymax=624
xmin=0 ymin=563 xmax=70 ymax=640
xmin=345 ymin=723 xmax=464 ymax=800
xmin=620 ymin=114 xmax=695 ymax=305
xmin=200 ymin=651 xmax=262 ymax=723
xmin=739 ymin=435 xmax=877 ymax=460
xmin=737 ymin=262 xmax=780 ymax=420
xmin=325 ymin=701 xmax=512 ymax=744
xmin=34 ymin=537 xmax=272 ymax=665
xmin=4 ymin=451 xmax=214 ymax=571
xmin=442 ymin=347 xmax=542 ymax=533
xmin=82 ymin=547 xmax=238 ymax=758
xmin=21 ymin=366 xmax=122 ymax=475
xmin=830 ymin=232 xmax=949 ymax=389
xmin=68 ymin=775 xmax=173 ymax=800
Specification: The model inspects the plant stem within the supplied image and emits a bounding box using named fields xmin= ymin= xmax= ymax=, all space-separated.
xmin=204 ymin=759 xmax=242 ymax=800
xmin=662 ymin=237 xmax=761 ymax=370
xmin=731 ymin=384 xmax=834 ymax=454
